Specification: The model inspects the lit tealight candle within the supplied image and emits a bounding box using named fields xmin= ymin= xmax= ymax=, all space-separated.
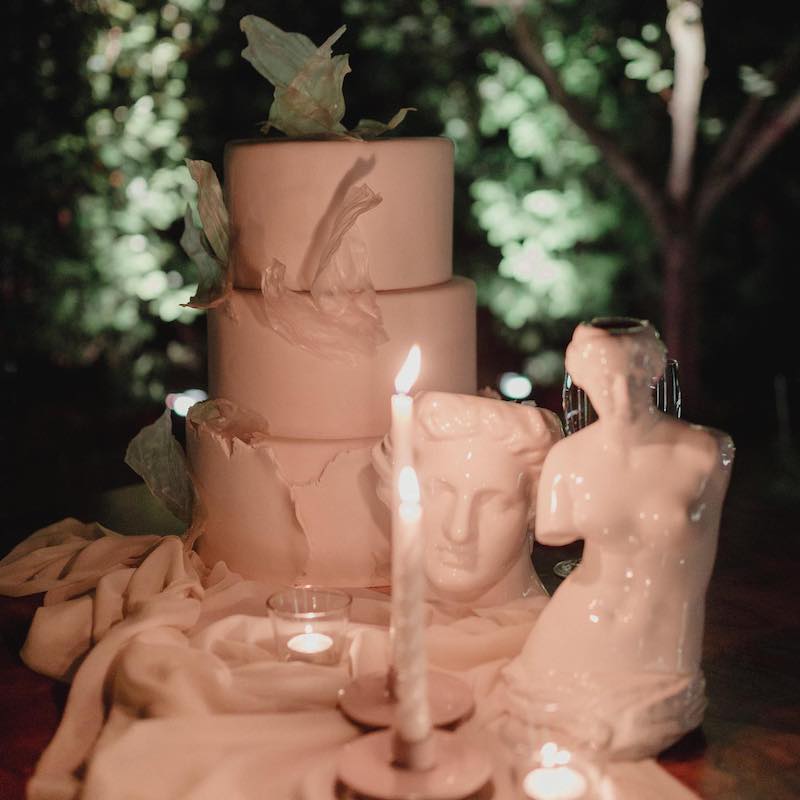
xmin=522 ymin=766 xmax=588 ymax=800
xmin=522 ymin=742 xmax=588 ymax=800
xmin=287 ymin=629 xmax=334 ymax=655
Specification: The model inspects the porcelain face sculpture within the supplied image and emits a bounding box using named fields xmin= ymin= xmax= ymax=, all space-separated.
xmin=373 ymin=392 xmax=563 ymax=607
xmin=505 ymin=318 xmax=735 ymax=759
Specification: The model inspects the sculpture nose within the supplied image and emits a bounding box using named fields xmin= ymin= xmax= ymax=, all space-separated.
xmin=443 ymin=494 xmax=475 ymax=544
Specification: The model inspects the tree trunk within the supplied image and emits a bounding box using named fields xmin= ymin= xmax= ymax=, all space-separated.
xmin=661 ymin=221 xmax=701 ymax=416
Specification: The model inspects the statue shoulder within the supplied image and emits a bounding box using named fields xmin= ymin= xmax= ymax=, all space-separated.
xmin=520 ymin=403 xmax=565 ymax=446
xmin=545 ymin=424 xmax=588 ymax=461
xmin=678 ymin=422 xmax=735 ymax=474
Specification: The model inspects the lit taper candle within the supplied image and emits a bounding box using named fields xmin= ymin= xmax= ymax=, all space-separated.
xmin=391 ymin=344 xmax=421 ymax=482
xmin=390 ymin=347 xmax=421 ymax=651
xmin=392 ymin=465 xmax=433 ymax=767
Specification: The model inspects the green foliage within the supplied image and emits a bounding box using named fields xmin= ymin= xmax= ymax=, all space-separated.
xmin=2 ymin=0 xmax=223 ymax=400
xmin=739 ymin=64 xmax=776 ymax=98
xmin=463 ymin=17 xmax=659 ymax=369
xmin=3 ymin=0 xmax=799 ymax=405
xmin=75 ymin=0 xmax=225 ymax=398
xmin=617 ymin=31 xmax=673 ymax=93
xmin=467 ymin=50 xmax=631 ymax=374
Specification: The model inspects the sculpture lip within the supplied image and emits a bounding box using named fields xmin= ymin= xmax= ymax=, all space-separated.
xmin=588 ymin=316 xmax=649 ymax=335
xmin=435 ymin=543 xmax=478 ymax=570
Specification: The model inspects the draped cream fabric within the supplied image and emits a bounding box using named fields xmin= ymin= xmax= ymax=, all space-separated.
xmin=0 ymin=519 xmax=698 ymax=800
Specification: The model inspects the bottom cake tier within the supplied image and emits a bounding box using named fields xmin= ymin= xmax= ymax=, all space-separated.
xmin=186 ymin=400 xmax=390 ymax=588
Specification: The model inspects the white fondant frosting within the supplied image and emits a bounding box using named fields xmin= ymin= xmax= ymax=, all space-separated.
xmin=259 ymin=182 xmax=389 ymax=362
xmin=225 ymin=137 xmax=453 ymax=291
xmin=187 ymin=401 xmax=389 ymax=588
xmin=208 ymin=279 xmax=477 ymax=439
xmin=190 ymin=135 xmax=477 ymax=589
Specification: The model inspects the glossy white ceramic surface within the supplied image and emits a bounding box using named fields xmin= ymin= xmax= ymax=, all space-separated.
xmin=507 ymin=319 xmax=735 ymax=758
xmin=374 ymin=392 xmax=563 ymax=607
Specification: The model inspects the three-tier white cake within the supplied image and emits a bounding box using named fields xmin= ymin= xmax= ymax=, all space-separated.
xmin=187 ymin=136 xmax=476 ymax=587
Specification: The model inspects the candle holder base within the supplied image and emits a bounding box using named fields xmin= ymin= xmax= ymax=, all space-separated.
xmin=338 ymin=671 xmax=474 ymax=729
xmin=337 ymin=728 xmax=492 ymax=800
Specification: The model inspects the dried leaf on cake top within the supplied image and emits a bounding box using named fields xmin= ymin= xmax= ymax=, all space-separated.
xmin=124 ymin=409 xmax=194 ymax=525
xmin=268 ymin=30 xmax=350 ymax=137
xmin=350 ymin=107 xmax=416 ymax=139
xmin=240 ymin=16 xmax=321 ymax=89
xmin=240 ymin=16 xmax=412 ymax=139
xmin=241 ymin=16 xmax=349 ymax=137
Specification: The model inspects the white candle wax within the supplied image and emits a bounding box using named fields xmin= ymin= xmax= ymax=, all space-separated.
xmin=287 ymin=631 xmax=334 ymax=655
xmin=390 ymin=344 xmax=420 ymax=486
xmin=390 ymin=347 xmax=419 ymax=631
xmin=388 ymin=347 xmax=430 ymax=753
xmin=391 ymin=393 xmax=413 ymax=484
xmin=391 ymin=466 xmax=431 ymax=748
xmin=522 ymin=766 xmax=588 ymax=800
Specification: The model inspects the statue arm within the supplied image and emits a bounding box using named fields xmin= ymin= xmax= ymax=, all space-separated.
xmin=533 ymin=451 xmax=577 ymax=546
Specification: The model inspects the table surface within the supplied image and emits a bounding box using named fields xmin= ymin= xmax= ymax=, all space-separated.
xmin=1 ymin=476 xmax=799 ymax=800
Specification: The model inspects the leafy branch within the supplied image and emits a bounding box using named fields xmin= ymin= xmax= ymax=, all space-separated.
xmin=511 ymin=12 xmax=670 ymax=244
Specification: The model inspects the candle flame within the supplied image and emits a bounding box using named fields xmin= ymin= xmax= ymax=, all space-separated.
xmin=540 ymin=742 xmax=559 ymax=768
xmin=398 ymin=465 xmax=420 ymax=505
xmin=394 ymin=345 xmax=421 ymax=394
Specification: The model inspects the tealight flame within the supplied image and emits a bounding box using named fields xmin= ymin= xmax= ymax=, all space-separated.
xmin=398 ymin=465 xmax=420 ymax=506
xmin=394 ymin=345 xmax=421 ymax=394
xmin=540 ymin=741 xmax=571 ymax=768
xmin=540 ymin=742 xmax=558 ymax=768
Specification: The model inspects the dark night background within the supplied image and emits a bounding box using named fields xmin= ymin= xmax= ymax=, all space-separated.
xmin=2 ymin=0 xmax=800 ymax=554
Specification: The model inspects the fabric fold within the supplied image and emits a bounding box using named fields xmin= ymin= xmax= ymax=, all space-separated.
xmin=0 ymin=520 xmax=700 ymax=800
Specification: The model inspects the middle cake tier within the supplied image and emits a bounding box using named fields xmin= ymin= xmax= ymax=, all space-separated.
xmin=208 ymin=277 xmax=477 ymax=439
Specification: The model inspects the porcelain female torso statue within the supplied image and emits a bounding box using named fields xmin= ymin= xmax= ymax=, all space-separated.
xmin=524 ymin=415 xmax=732 ymax=676
xmin=507 ymin=319 xmax=734 ymax=758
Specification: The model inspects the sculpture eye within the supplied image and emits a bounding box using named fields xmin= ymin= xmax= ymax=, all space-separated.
xmin=477 ymin=488 xmax=505 ymax=508
xmin=426 ymin=477 xmax=455 ymax=497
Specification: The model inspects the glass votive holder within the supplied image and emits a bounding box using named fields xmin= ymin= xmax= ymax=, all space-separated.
xmin=501 ymin=703 xmax=611 ymax=800
xmin=267 ymin=586 xmax=351 ymax=666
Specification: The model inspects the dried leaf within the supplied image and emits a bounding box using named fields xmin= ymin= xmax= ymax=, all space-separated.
xmin=260 ymin=182 xmax=388 ymax=362
xmin=351 ymin=107 xmax=416 ymax=139
xmin=240 ymin=16 xmax=413 ymax=139
xmin=240 ymin=16 xmax=319 ymax=88
xmin=185 ymin=159 xmax=228 ymax=263
xmin=179 ymin=209 xmax=229 ymax=309
xmin=312 ymin=183 xmax=382 ymax=307
xmin=268 ymin=51 xmax=350 ymax=137
xmin=124 ymin=409 xmax=194 ymax=525
xmin=241 ymin=16 xmax=349 ymax=137
xmin=188 ymin=400 xmax=271 ymax=456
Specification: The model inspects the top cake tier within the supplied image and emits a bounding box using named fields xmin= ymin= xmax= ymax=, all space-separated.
xmin=224 ymin=137 xmax=453 ymax=292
